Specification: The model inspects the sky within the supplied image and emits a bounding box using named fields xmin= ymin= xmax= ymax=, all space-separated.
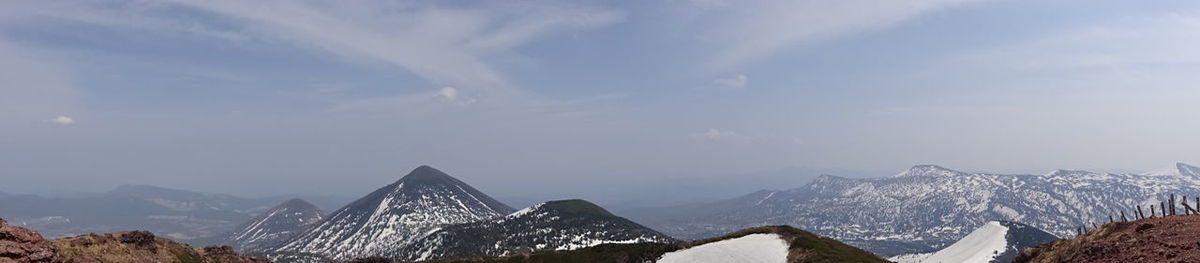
xmin=3 ymin=0 xmax=1200 ymax=203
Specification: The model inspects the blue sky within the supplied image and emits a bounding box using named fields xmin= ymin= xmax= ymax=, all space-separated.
xmin=3 ymin=0 xmax=1200 ymax=201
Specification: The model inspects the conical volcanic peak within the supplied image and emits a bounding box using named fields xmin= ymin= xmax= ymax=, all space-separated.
xmin=390 ymin=165 xmax=515 ymax=213
xmin=271 ymin=165 xmax=515 ymax=261
xmin=399 ymin=165 xmax=456 ymax=184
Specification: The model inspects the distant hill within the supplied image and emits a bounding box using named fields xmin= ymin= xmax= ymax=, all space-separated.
xmin=225 ymin=198 xmax=325 ymax=253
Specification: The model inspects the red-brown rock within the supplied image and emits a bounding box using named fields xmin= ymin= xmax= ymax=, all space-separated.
xmin=0 ymin=217 xmax=58 ymax=263
xmin=1016 ymin=215 xmax=1200 ymax=263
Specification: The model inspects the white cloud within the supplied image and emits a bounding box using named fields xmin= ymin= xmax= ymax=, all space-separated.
xmin=693 ymin=128 xmax=742 ymax=140
xmin=49 ymin=116 xmax=75 ymax=125
xmin=436 ymin=87 xmax=476 ymax=105
xmin=711 ymin=74 xmax=748 ymax=89
xmin=701 ymin=0 xmax=986 ymax=67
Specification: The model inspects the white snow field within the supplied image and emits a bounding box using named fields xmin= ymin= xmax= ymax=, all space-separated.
xmin=657 ymin=233 xmax=789 ymax=263
xmin=905 ymin=221 xmax=1009 ymax=263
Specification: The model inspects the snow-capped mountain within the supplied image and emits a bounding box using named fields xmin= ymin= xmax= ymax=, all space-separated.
xmin=632 ymin=163 xmax=1200 ymax=256
xmin=892 ymin=221 xmax=1057 ymax=263
xmin=397 ymin=199 xmax=675 ymax=261
xmin=272 ymin=165 xmax=514 ymax=261
xmin=226 ymin=198 xmax=324 ymax=253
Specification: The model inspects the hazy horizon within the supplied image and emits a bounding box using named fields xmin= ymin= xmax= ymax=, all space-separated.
xmin=4 ymin=0 xmax=1200 ymax=202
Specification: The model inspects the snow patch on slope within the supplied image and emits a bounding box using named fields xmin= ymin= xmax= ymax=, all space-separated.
xmin=657 ymin=233 xmax=788 ymax=263
xmin=901 ymin=221 xmax=1009 ymax=263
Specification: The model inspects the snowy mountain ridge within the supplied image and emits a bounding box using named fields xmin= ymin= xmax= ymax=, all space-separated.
xmin=636 ymin=163 xmax=1200 ymax=256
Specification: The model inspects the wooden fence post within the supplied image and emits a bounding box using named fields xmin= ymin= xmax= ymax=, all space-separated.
xmin=1184 ymin=196 xmax=1191 ymax=215
xmin=1171 ymin=195 xmax=1176 ymax=216
xmin=1121 ymin=210 xmax=1128 ymax=222
xmin=1182 ymin=201 xmax=1198 ymax=215
xmin=1138 ymin=205 xmax=1145 ymax=219
xmin=1151 ymin=205 xmax=1156 ymax=218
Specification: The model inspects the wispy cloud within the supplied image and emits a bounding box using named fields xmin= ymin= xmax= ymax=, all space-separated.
xmin=711 ymin=74 xmax=749 ymax=89
xmin=48 ymin=116 xmax=75 ymax=125
xmin=1 ymin=0 xmax=623 ymax=105
xmin=700 ymin=0 xmax=986 ymax=67
xmin=163 ymin=0 xmax=622 ymax=100
xmin=436 ymin=87 xmax=476 ymax=106
xmin=692 ymin=128 xmax=743 ymax=141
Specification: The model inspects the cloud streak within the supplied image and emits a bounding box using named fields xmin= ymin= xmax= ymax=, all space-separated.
xmin=49 ymin=116 xmax=75 ymax=125
xmin=164 ymin=0 xmax=622 ymax=100
xmin=701 ymin=0 xmax=986 ymax=67
xmin=711 ymin=74 xmax=748 ymax=89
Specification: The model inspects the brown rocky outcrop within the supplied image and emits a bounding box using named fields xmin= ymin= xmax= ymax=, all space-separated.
xmin=200 ymin=246 xmax=268 ymax=263
xmin=1015 ymin=215 xmax=1200 ymax=263
xmin=53 ymin=231 xmax=268 ymax=263
xmin=0 ymin=218 xmax=58 ymax=263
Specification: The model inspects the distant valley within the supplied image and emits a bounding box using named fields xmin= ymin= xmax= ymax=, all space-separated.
xmin=0 ymin=184 xmax=348 ymax=243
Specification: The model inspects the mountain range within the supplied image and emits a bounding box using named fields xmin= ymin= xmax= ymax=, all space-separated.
xmin=267 ymin=165 xmax=672 ymax=262
xmin=627 ymin=162 xmax=1200 ymax=256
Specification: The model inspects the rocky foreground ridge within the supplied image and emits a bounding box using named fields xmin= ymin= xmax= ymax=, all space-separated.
xmin=0 ymin=217 xmax=57 ymax=263
xmin=2 ymin=217 xmax=264 ymax=263
xmin=1015 ymin=215 xmax=1200 ymax=263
